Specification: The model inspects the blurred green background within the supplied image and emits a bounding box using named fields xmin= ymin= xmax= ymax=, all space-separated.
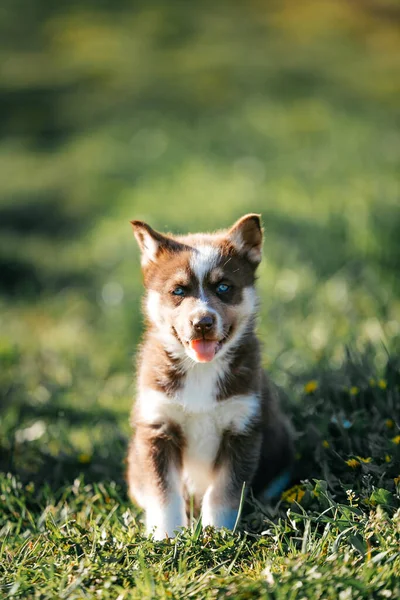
xmin=1 ymin=0 xmax=399 ymax=484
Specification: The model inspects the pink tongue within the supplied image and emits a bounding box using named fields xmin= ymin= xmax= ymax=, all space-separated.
xmin=189 ymin=339 xmax=218 ymax=362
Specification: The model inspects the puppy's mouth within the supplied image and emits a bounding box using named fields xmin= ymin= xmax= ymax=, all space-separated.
xmin=186 ymin=328 xmax=232 ymax=363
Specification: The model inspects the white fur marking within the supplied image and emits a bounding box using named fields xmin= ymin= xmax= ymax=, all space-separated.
xmin=137 ymin=387 xmax=259 ymax=427
xmin=146 ymin=291 xmax=188 ymax=360
xmin=189 ymin=299 xmax=219 ymax=320
xmin=190 ymin=245 xmax=220 ymax=285
xmin=179 ymin=360 xmax=226 ymax=412
xmin=202 ymin=492 xmax=238 ymax=529
xmin=201 ymin=463 xmax=242 ymax=529
xmin=146 ymin=290 xmax=163 ymax=327
xmin=145 ymin=470 xmax=186 ymax=540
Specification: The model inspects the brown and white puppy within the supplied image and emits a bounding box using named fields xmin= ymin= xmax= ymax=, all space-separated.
xmin=126 ymin=214 xmax=293 ymax=539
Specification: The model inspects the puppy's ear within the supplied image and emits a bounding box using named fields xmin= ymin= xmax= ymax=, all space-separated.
xmin=227 ymin=214 xmax=263 ymax=264
xmin=130 ymin=220 xmax=180 ymax=266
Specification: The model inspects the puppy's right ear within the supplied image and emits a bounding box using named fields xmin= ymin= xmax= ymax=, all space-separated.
xmin=130 ymin=220 xmax=178 ymax=266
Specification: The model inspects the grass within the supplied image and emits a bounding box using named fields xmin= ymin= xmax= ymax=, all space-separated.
xmin=1 ymin=478 xmax=399 ymax=599
xmin=1 ymin=0 xmax=400 ymax=597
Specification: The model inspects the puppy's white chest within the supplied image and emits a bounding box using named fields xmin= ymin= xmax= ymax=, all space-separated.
xmin=181 ymin=398 xmax=259 ymax=495
xmin=137 ymin=384 xmax=260 ymax=497
xmin=184 ymin=412 xmax=219 ymax=462
xmin=182 ymin=412 xmax=220 ymax=495
xmin=178 ymin=362 xmax=222 ymax=412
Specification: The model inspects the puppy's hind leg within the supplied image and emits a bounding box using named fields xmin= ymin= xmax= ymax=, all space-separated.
xmin=252 ymin=414 xmax=294 ymax=502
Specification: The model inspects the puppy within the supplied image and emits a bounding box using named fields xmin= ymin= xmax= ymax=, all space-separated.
xmin=126 ymin=214 xmax=293 ymax=539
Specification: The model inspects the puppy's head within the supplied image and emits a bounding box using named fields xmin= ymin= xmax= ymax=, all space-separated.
xmin=131 ymin=215 xmax=262 ymax=363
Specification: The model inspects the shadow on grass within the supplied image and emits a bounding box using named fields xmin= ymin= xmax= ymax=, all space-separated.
xmin=370 ymin=203 xmax=400 ymax=291
xmin=0 ymin=255 xmax=94 ymax=297
xmin=0 ymin=400 xmax=129 ymax=490
xmin=289 ymin=351 xmax=400 ymax=496
xmin=0 ymin=189 xmax=106 ymax=296
xmin=0 ymin=191 xmax=96 ymax=238
xmin=262 ymin=209 xmax=351 ymax=278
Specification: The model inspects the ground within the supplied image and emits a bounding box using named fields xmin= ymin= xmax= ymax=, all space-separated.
xmin=0 ymin=1 xmax=399 ymax=598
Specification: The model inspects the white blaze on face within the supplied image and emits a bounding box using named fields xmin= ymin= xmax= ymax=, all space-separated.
xmin=187 ymin=245 xmax=223 ymax=362
xmin=190 ymin=245 xmax=220 ymax=298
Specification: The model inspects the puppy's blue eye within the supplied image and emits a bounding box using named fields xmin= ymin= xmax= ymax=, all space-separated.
xmin=216 ymin=283 xmax=230 ymax=294
xmin=172 ymin=286 xmax=185 ymax=296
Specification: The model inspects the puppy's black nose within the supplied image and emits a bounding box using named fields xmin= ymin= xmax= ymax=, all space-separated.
xmin=192 ymin=315 xmax=215 ymax=334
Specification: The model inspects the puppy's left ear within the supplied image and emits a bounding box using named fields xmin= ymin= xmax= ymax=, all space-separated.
xmin=227 ymin=214 xmax=263 ymax=264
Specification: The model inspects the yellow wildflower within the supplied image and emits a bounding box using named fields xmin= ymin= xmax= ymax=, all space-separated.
xmin=378 ymin=379 xmax=387 ymax=390
xmin=350 ymin=386 xmax=359 ymax=396
xmin=282 ymin=485 xmax=305 ymax=503
xmin=385 ymin=455 xmax=391 ymax=463
xmin=294 ymin=489 xmax=305 ymax=503
xmin=78 ymin=453 xmax=92 ymax=464
xmin=356 ymin=456 xmax=372 ymax=464
xmin=394 ymin=476 xmax=400 ymax=486
xmin=346 ymin=458 xmax=360 ymax=469
xmin=391 ymin=435 xmax=400 ymax=445
xmin=322 ymin=440 xmax=330 ymax=449
xmin=369 ymin=378 xmax=376 ymax=387
xmin=386 ymin=419 xmax=394 ymax=429
xmin=304 ymin=380 xmax=318 ymax=394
